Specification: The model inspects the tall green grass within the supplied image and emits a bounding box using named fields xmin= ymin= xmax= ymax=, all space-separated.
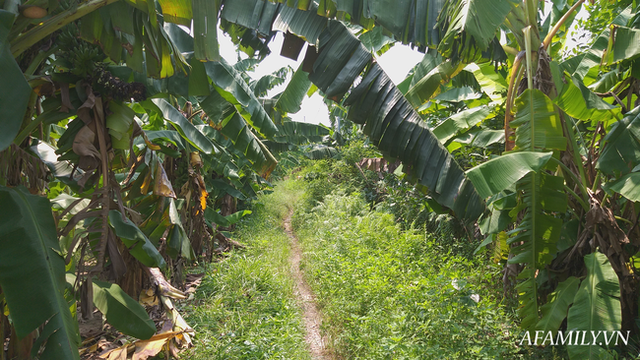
xmin=293 ymin=191 xmax=533 ymax=359
xmin=182 ymin=180 xmax=310 ymax=360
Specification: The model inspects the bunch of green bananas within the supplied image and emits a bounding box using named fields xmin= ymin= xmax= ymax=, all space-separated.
xmin=56 ymin=26 xmax=103 ymax=76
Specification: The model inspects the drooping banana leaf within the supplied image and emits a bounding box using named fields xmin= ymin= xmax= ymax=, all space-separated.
xmin=157 ymin=0 xmax=192 ymax=26
xmin=405 ymin=60 xmax=465 ymax=108
xmin=308 ymin=21 xmax=371 ymax=100
xmin=0 ymin=10 xmax=31 ymax=152
xmin=92 ymin=279 xmax=156 ymax=339
xmin=450 ymin=128 xmax=504 ymax=149
xmin=566 ymin=252 xmax=621 ymax=360
xmin=204 ymin=59 xmax=279 ymax=138
xmin=304 ymin=144 xmax=338 ymax=159
xmin=597 ymin=106 xmax=640 ymax=176
xmin=571 ymin=6 xmax=632 ymax=82
xmin=151 ymin=98 xmax=216 ymax=154
xmin=437 ymin=0 xmax=518 ymax=62
xmin=466 ymin=62 xmax=508 ymax=101
xmin=554 ymin=73 xmax=618 ymax=123
xmin=109 ymin=210 xmax=167 ymax=269
xmin=166 ymin=198 xmax=194 ymax=260
xmin=432 ymin=105 xmax=492 ymax=144
xmin=0 ymin=186 xmax=80 ymax=360
xmin=432 ymin=86 xmax=481 ymax=102
xmin=345 ymin=63 xmax=485 ymax=221
xmin=222 ymin=0 xmax=283 ymax=38
xmin=509 ymin=173 xmax=565 ymax=330
xmin=466 ymin=151 xmax=553 ymax=199
xmin=274 ymin=64 xmax=312 ymax=114
xmin=605 ymin=26 xmax=640 ymax=65
xmin=603 ymin=172 xmax=640 ymax=202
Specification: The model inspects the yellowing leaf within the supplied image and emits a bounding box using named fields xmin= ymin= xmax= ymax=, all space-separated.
xmin=132 ymin=332 xmax=181 ymax=360
xmin=153 ymin=162 xmax=177 ymax=198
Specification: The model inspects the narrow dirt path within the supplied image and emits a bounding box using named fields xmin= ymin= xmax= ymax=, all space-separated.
xmin=283 ymin=210 xmax=331 ymax=360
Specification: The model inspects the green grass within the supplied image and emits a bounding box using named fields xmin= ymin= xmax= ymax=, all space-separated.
xmin=292 ymin=191 xmax=530 ymax=359
xmin=182 ymin=180 xmax=310 ymax=360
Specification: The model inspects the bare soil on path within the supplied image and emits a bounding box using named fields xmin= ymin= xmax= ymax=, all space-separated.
xmin=283 ymin=210 xmax=331 ymax=360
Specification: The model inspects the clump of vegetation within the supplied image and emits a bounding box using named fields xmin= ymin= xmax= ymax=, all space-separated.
xmin=293 ymin=190 xmax=522 ymax=359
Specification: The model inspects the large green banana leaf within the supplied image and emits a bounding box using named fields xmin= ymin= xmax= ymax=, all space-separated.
xmin=466 ymin=62 xmax=508 ymax=101
xmin=92 ymin=280 xmax=156 ymax=339
xmin=603 ymin=172 xmax=640 ymax=202
xmin=0 ymin=186 xmax=80 ymax=360
xmin=109 ymin=210 xmax=167 ymax=269
xmin=554 ymin=73 xmax=618 ymax=123
xmin=204 ymin=60 xmax=279 ymax=138
xmin=0 ymin=10 xmax=31 ymax=152
xmin=345 ymin=63 xmax=485 ymax=221
xmin=570 ymin=7 xmax=632 ymax=82
xmin=597 ymin=106 xmax=640 ymax=176
xmin=509 ymin=172 xmax=566 ymax=330
xmin=308 ymin=21 xmax=371 ymax=100
xmin=437 ymin=0 xmax=517 ymax=62
xmin=511 ymin=89 xmax=566 ymax=151
xmin=466 ymin=151 xmax=553 ymax=199
xmin=274 ymin=64 xmax=312 ymax=114
xmin=152 ymin=99 xmax=216 ymax=154
xmin=605 ymin=26 xmax=640 ymax=65
xmin=567 ymin=252 xmax=621 ymax=360
xmin=157 ymin=0 xmax=192 ymax=26
xmin=405 ymin=60 xmax=464 ymax=108
xmin=432 ymin=105 xmax=492 ymax=144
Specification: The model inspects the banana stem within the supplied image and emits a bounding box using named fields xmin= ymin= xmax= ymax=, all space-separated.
xmin=504 ymin=51 xmax=525 ymax=151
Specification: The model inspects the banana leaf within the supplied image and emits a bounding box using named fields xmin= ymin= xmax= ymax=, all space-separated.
xmin=451 ymin=129 xmax=504 ymax=149
xmin=204 ymin=59 xmax=278 ymax=138
xmin=432 ymin=105 xmax=492 ymax=144
xmin=567 ymin=252 xmax=621 ymax=359
xmin=536 ymin=276 xmax=580 ymax=332
xmin=309 ymin=21 xmax=371 ymax=100
xmin=345 ymin=63 xmax=485 ymax=221
xmin=274 ymin=64 xmax=312 ymax=114
xmin=151 ymin=98 xmax=216 ymax=154
xmin=466 ymin=62 xmax=508 ymax=101
xmin=92 ymin=280 xmax=156 ymax=339
xmin=0 ymin=186 xmax=80 ymax=360
xmin=605 ymin=26 xmax=640 ymax=65
xmin=157 ymin=0 xmax=192 ymax=26
xmin=603 ymin=172 xmax=640 ymax=202
xmin=0 ymin=10 xmax=31 ymax=152
xmin=304 ymin=144 xmax=338 ymax=159
xmin=109 ymin=210 xmax=167 ymax=269
xmin=597 ymin=106 xmax=640 ymax=176
xmin=405 ymin=60 xmax=464 ymax=108
xmin=437 ymin=0 xmax=518 ymax=62
xmin=511 ymin=89 xmax=566 ymax=151
xmin=466 ymin=151 xmax=553 ymax=199
xmin=554 ymin=73 xmax=618 ymax=123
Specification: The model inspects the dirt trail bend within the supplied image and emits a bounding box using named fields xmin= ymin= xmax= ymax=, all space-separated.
xmin=283 ymin=210 xmax=331 ymax=360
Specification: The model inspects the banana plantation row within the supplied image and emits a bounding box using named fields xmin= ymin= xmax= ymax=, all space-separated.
xmin=1 ymin=0 xmax=639 ymax=359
